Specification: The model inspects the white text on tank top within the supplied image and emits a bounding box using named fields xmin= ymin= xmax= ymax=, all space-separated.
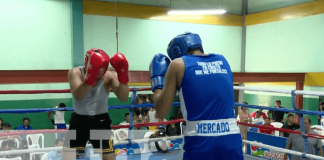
xmin=72 ymin=66 xmax=109 ymax=115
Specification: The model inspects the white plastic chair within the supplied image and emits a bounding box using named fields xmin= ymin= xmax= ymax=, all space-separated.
xmin=0 ymin=138 xmax=20 ymax=150
xmin=41 ymin=153 xmax=47 ymax=160
xmin=271 ymin=122 xmax=283 ymax=136
xmin=311 ymin=125 xmax=324 ymax=135
xmin=143 ymin=132 xmax=154 ymax=139
xmin=26 ymin=134 xmax=46 ymax=160
xmin=0 ymin=157 xmax=22 ymax=160
xmin=180 ymin=122 xmax=183 ymax=135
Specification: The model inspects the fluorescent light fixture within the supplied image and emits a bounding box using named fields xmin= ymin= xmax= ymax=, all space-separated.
xmin=168 ymin=9 xmax=227 ymax=15
xmin=149 ymin=15 xmax=203 ymax=20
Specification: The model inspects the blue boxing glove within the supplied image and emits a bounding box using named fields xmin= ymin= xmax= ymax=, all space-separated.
xmin=149 ymin=53 xmax=171 ymax=92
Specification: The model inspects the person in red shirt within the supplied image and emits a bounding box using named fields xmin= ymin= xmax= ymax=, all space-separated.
xmin=250 ymin=109 xmax=267 ymax=120
xmin=258 ymin=117 xmax=275 ymax=135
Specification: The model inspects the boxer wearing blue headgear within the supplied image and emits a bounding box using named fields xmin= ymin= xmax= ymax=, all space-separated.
xmin=149 ymin=33 xmax=244 ymax=160
xmin=167 ymin=32 xmax=204 ymax=60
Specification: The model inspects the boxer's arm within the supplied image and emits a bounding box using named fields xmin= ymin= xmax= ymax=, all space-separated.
xmin=106 ymin=71 xmax=129 ymax=102
xmin=68 ymin=68 xmax=92 ymax=100
xmin=153 ymin=61 xmax=180 ymax=119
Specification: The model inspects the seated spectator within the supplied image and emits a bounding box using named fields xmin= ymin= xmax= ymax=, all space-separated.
xmin=141 ymin=108 xmax=149 ymax=123
xmin=17 ymin=118 xmax=33 ymax=149
xmin=119 ymin=113 xmax=130 ymax=125
xmin=133 ymin=109 xmax=141 ymax=121
xmin=283 ymin=117 xmax=323 ymax=160
xmin=258 ymin=117 xmax=275 ymax=135
xmin=0 ymin=118 xmax=3 ymax=131
xmin=250 ymin=109 xmax=266 ymax=120
xmin=0 ymin=123 xmax=21 ymax=151
xmin=318 ymin=102 xmax=324 ymax=125
xmin=280 ymin=114 xmax=300 ymax=138
xmin=144 ymin=127 xmax=171 ymax=153
xmin=166 ymin=116 xmax=178 ymax=136
xmin=251 ymin=111 xmax=264 ymax=124
xmin=47 ymin=138 xmax=64 ymax=160
xmin=131 ymin=120 xmax=147 ymax=140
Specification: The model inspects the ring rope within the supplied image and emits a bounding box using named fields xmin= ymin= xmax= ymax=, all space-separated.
xmin=243 ymin=140 xmax=324 ymax=160
xmin=0 ymin=119 xmax=185 ymax=137
xmin=237 ymin=122 xmax=324 ymax=139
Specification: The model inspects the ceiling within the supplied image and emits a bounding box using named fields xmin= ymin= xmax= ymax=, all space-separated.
xmin=91 ymin=0 xmax=316 ymax=15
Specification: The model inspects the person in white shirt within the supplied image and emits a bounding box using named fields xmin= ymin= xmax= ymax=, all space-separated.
xmin=148 ymin=107 xmax=158 ymax=123
xmin=119 ymin=113 xmax=130 ymax=125
xmin=144 ymin=127 xmax=170 ymax=153
xmin=47 ymin=103 xmax=67 ymax=138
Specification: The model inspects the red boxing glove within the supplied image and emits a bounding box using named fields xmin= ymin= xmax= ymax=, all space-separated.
xmin=84 ymin=49 xmax=110 ymax=86
xmin=110 ymin=53 xmax=129 ymax=84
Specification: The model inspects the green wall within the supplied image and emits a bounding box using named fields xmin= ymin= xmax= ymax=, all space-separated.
xmin=246 ymin=13 xmax=324 ymax=72
xmin=83 ymin=15 xmax=242 ymax=72
xmin=0 ymin=0 xmax=72 ymax=70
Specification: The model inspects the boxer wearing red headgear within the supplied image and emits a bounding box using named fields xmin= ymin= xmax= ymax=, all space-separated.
xmin=63 ymin=48 xmax=129 ymax=160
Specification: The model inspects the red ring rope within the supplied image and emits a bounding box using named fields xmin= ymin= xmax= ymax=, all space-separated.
xmin=1 ymin=120 xmax=323 ymax=140
xmin=0 ymin=87 xmax=152 ymax=94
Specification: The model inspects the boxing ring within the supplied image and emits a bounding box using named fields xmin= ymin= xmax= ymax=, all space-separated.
xmin=0 ymin=86 xmax=324 ymax=160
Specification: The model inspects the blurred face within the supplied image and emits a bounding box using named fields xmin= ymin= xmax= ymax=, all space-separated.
xmin=275 ymin=102 xmax=281 ymax=107
xmin=258 ymin=109 xmax=263 ymax=112
xmin=125 ymin=115 xmax=129 ymax=122
xmin=304 ymin=118 xmax=311 ymax=131
xmin=0 ymin=119 xmax=2 ymax=125
xmin=288 ymin=116 xmax=294 ymax=123
xmin=56 ymin=141 xmax=64 ymax=147
xmin=264 ymin=118 xmax=270 ymax=125
xmin=242 ymin=107 xmax=248 ymax=111
xmin=23 ymin=120 xmax=29 ymax=127
xmin=255 ymin=113 xmax=261 ymax=118
xmin=3 ymin=126 xmax=10 ymax=131
xmin=97 ymin=67 xmax=107 ymax=78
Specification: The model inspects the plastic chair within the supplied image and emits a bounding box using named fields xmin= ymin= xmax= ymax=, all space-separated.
xmin=143 ymin=132 xmax=154 ymax=139
xmin=271 ymin=122 xmax=283 ymax=136
xmin=180 ymin=122 xmax=183 ymax=135
xmin=311 ymin=125 xmax=324 ymax=135
xmin=0 ymin=157 xmax=22 ymax=160
xmin=41 ymin=153 xmax=47 ymax=160
xmin=26 ymin=134 xmax=46 ymax=160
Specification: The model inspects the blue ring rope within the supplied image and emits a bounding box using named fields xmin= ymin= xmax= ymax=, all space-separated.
xmin=127 ymin=88 xmax=137 ymax=146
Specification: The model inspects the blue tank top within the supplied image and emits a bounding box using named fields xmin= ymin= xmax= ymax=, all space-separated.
xmin=179 ymin=54 xmax=243 ymax=160
xmin=179 ymin=54 xmax=235 ymax=121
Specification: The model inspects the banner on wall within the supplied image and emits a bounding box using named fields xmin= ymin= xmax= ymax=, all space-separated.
xmin=247 ymin=131 xmax=291 ymax=160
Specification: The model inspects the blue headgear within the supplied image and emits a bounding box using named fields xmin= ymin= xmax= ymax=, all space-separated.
xmin=167 ymin=32 xmax=204 ymax=60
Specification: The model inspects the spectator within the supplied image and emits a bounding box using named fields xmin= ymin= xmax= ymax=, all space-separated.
xmin=250 ymin=109 xmax=266 ymax=120
xmin=131 ymin=119 xmax=147 ymax=140
xmin=17 ymin=118 xmax=33 ymax=150
xmin=283 ymin=117 xmax=323 ymax=160
xmin=0 ymin=118 xmax=3 ymax=130
xmin=318 ymin=102 xmax=324 ymax=125
xmin=0 ymin=123 xmax=21 ymax=151
xmin=47 ymin=103 xmax=67 ymax=138
xmin=141 ymin=108 xmax=149 ymax=123
xmin=258 ymin=117 xmax=275 ymax=135
xmin=238 ymin=103 xmax=252 ymax=153
xmin=47 ymin=138 xmax=64 ymax=160
xmin=267 ymin=100 xmax=289 ymax=123
xmin=148 ymin=107 xmax=158 ymax=123
xmin=119 ymin=113 xmax=130 ymax=125
xmin=166 ymin=116 xmax=178 ymax=136
xmin=280 ymin=114 xmax=300 ymax=138
xmin=144 ymin=127 xmax=170 ymax=153
xmin=133 ymin=109 xmax=141 ymax=121
xmin=141 ymin=95 xmax=150 ymax=104
xmin=251 ymin=111 xmax=264 ymax=124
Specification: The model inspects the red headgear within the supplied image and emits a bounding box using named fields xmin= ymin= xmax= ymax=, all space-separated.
xmin=84 ymin=48 xmax=110 ymax=77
